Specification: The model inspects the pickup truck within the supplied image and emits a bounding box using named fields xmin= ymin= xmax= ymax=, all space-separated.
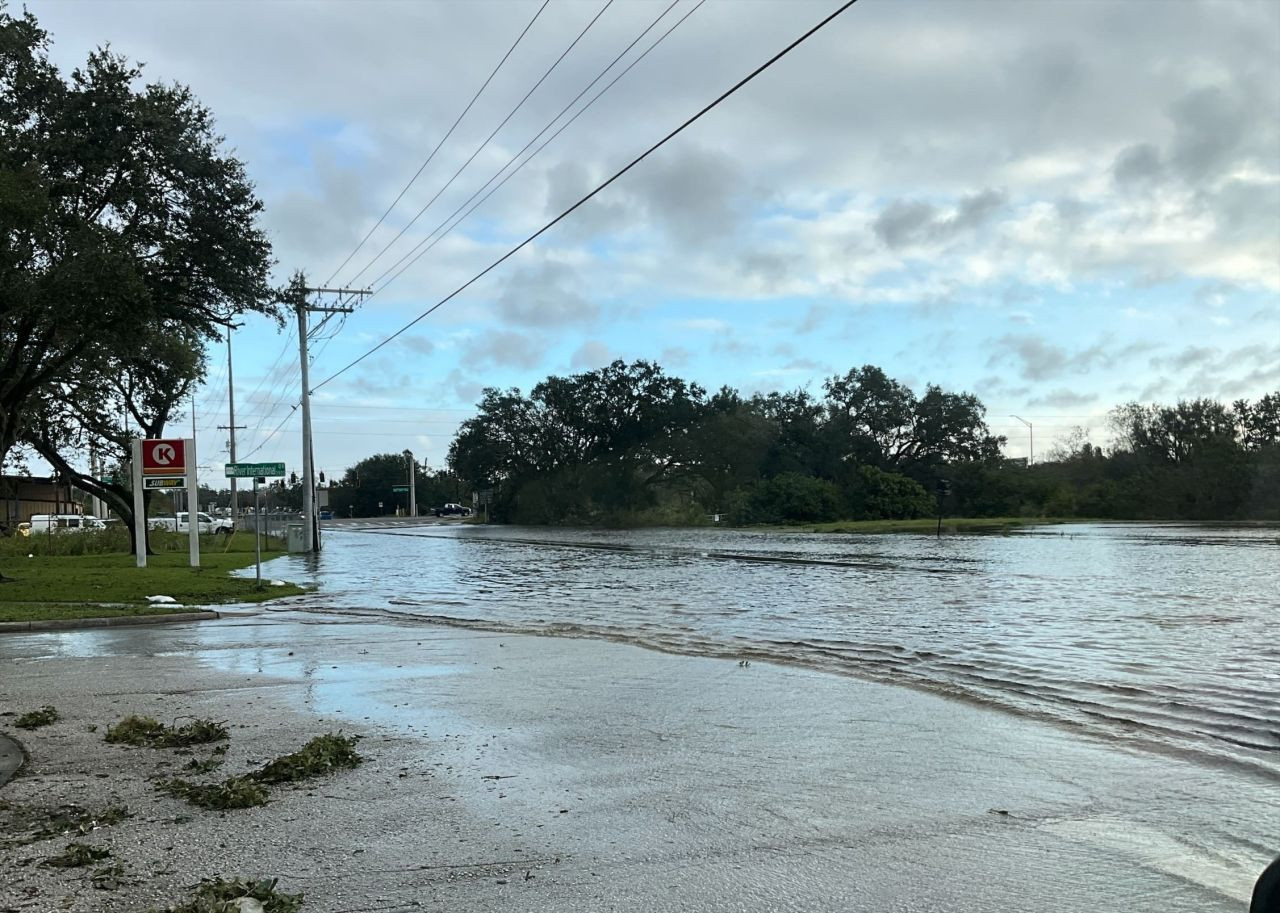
xmin=149 ymin=512 xmax=234 ymax=535
xmin=433 ymin=503 xmax=472 ymax=517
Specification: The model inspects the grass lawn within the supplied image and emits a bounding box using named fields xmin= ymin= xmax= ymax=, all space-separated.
xmin=0 ymin=536 xmax=304 ymax=623
xmin=801 ymin=516 xmax=1080 ymax=534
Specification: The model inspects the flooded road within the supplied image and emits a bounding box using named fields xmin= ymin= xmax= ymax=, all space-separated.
xmin=262 ymin=522 xmax=1279 ymax=779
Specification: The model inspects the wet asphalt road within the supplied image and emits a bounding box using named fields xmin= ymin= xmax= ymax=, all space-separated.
xmin=1 ymin=611 xmax=1272 ymax=912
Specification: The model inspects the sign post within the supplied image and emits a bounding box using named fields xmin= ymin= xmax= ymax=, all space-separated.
xmin=226 ymin=463 xmax=286 ymax=588
xmin=253 ymin=477 xmax=263 ymax=588
xmin=186 ymin=438 xmax=198 ymax=567
xmin=131 ymin=439 xmax=146 ymax=568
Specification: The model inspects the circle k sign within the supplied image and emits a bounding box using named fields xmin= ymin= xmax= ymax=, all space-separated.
xmin=142 ymin=438 xmax=187 ymax=475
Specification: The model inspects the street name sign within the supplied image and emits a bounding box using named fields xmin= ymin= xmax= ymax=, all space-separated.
xmin=225 ymin=462 xmax=286 ymax=478
xmin=392 ymin=485 xmax=410 ymax=493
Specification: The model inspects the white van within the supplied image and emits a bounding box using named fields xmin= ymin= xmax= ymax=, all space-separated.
xmin=28 ymin=514 xmax=108 ymax=533
xmin=149 ymin=512 xmax=234 ymax=535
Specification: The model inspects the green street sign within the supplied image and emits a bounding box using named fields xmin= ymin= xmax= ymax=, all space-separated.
xmin=391 ymin=485 xmax=410 ymax=493
xmin=225 ymin=462 xmax=286 ymax=478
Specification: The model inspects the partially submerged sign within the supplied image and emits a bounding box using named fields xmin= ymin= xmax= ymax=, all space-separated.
xmin=225 ymin=462 xmax=286 ymax=478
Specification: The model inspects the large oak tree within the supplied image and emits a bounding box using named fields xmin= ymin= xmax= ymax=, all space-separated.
xmin=1 ymin=8 xmax=280 ymax=561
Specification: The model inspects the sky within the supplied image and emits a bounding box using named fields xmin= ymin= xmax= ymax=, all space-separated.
xmin=25 ymin=0 xmax=1280 ymax=485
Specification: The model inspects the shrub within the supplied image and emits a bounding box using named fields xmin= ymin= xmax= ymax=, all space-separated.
xmin=844 ymin=466 xmax=935 ymax=520
xmin=727 ymin=473 xmax=842 ymax=524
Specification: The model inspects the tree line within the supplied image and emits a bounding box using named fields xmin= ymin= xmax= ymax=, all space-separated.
xmin=440 ymin=360 xmax=1279 ymax=526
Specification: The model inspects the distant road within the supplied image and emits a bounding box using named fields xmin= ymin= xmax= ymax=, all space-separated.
xmin=321 ymin=516 xmax=468 ymax=531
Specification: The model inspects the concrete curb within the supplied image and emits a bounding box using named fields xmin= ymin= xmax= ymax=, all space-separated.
xmin=0 ymin=733 xmax=24 ymax=789
xmin=0 ymin=610 xmax=220 ymax=634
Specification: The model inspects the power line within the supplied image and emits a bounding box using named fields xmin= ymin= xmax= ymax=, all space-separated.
xmin=314 ymin=0 xmax=861 ymax=393
xmin=240 ymin=359 xmax=303 ymax=453
xmin=322 ymin=0 xmax=551 ymax=287
xmin=239 ymin=404 xmax=300 ymax=461
xmin=344 ymin=0 xmax=617 ymax=287
xmin=367 ymin=0 xmax=696 ymax=292
xmin=238 ymin=336 xmax=294 ymax=418
xmin=235 ymin=401 xmax=474 ymax=414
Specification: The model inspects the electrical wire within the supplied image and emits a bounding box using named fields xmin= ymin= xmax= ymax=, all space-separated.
xmin=239 ymin=404 xmax=300 ymax=461
xmin=314 ymin=0 xmax=861 ymax=393
xmin=343 ymin=0 xmax=616 ymax=287
xmin=322 ymin=0 xmax=551 ymax=287
xmin=366 ymin=0 xmax=693 ymax=292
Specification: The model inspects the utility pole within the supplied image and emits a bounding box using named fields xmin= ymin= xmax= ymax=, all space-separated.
xmin=217 ymin=328 xmax=246 ymax=525
xmin=298 ymin=287 xmax=369 ymax=552
xmin=1010 ymin=415 xmax=1033 ymax=465
xmin=404 ymin=449 xmax=416 ymax=518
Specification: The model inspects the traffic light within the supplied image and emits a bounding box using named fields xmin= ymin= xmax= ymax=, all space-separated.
xmin=289 ymin=471 xmax=298 ymax=486
xmin=319 ymin=471 xmax=325 ymax=483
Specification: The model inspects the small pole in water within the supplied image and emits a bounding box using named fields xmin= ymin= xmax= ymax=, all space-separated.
xmin=935 ymin=479 xmax=950 ymax=538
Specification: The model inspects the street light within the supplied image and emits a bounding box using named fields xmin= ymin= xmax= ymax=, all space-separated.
xmin=1010 ymin=415 xmax=1033 ymax=465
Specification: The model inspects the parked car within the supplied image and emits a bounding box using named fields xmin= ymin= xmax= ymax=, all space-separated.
xmin=433 ymin=503 xmax=472 ymax=517
xmin=148 ymin=512 xmax=234 ymax=535
xmin=28 ymin=514 xmax=108 ymax=533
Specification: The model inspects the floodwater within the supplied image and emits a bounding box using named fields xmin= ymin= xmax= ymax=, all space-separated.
xmin=260 ymin=522 xmax=1279 ymax=780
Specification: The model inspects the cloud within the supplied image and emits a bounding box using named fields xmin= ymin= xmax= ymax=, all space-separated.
xmin=987 ymin=334 xmax=1072 ymax=381
xmin=671 ymin=318 xmax=730 ymax=333
xmin=625 ymin=145 xmax=749 ymax=247
xmin=1168 ymin=86 xmax=1249 ymax=182
xmin=1028 ymin=389 xmax=1099 ymax=408
xmin=660 ymin=346 xmax=692 ymax=368
xmin=1147 ymin=343 xmax=1280 ymax=398
xmin=27 ymin=0 xmax=1279 ymax=484
xmin=461 ymin=330 xmax=545 ymax=370
xmin=400 ymin=334 xmax=434 ymax=355
xmin=495 ymin=260 xmax=598 ymax=328
xmin=988 ymin=335 xmax=1159 ymax=382
xmin=1112 ymin=143 xmax=1163 ymax=185
xmin=873 ymin=189 xmax=1006 ymax=249
xmin=569 ymin=339 xmax=613 ymax=371
xmin=1156 ymin=345 xmax=1218 ymax=372
xmin=443 ymin=368 xmax=483 ymax=407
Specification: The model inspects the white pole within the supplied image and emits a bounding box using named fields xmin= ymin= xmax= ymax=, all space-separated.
xmin=131 ymin=438 xmax=146 ymax=569
xmin=186 ymin=437 xmax=199 ymax=567
xmin=227 ymin=330 xmax=239 ymax=525
xmin=254 ymin=477 xmax=262 ymax=587
xmin=407 ymin=450 xmax=416 ymax=518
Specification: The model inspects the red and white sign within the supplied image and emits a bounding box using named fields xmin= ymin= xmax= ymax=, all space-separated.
xmin=142 ymin=438 xmax=186 ymax=476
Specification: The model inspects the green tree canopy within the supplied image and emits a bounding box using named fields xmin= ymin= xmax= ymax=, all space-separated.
xmin=1 ymin=7 xmax=279 ymax=555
